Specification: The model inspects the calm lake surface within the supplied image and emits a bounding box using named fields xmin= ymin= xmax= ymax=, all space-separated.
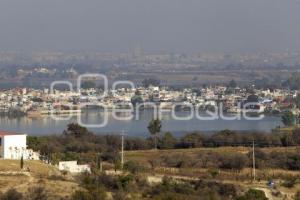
xmin=0 ymin=110 xmax=282 ymax=137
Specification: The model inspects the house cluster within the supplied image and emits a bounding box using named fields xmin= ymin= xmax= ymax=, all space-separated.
xmin=0 ymin=85 xmax=299 ymax=116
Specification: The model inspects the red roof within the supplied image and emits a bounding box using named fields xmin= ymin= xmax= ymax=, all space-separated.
xmin=0 ymin=131 xmax=25 ymax=137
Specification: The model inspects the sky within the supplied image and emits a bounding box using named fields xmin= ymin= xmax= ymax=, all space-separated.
xmin=0 ymin=0 xmax=300 ymax=53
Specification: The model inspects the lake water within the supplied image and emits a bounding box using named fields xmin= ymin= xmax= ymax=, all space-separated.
xmin=0 ymin=110 xmax=283 ymax=137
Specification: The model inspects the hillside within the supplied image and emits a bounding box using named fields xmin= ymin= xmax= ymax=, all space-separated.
xmin=0 ymin=160 xmax=80 ymax=199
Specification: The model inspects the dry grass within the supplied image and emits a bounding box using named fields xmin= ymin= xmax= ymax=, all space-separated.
xmin=0 ymin=160 xmax=56 ymax=176
xmin=124 ymin=147 xmax=300 ymax=182
xmin=15 ymin=178 xmax=80 ymax=199
xmin=0 ymin=175 xmax=28 ymax=193
xmin=0 ymin=159 xmax=80 ymax=197
xmin=125 ymin=146 xmax=297 ymax=164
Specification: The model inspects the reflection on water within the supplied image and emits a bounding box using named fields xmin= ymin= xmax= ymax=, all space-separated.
xmin=0 ymin=110 xmax=283 ymax=136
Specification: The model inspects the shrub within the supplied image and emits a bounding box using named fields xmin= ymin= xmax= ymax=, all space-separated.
xmin=71 ymin=190 xmax=93 ymax=200
xmin=118 ymin=174 xmax=134 ymax=190
xmin=218 ymin=153 xmax=247 ymax=171
xmin=124 ymin=160 xmax=144 ymax=174
xmin=26 ymin=187 xmax=48 ymax=200
xmin=160 ymin=132 xmax=177 ymax=149
xmin=237 ymin=189 xmax=268 ymax=200
xmin=294 ymin=191 xmax=300 ymax=200
xmin=195 ymin=180 xmax=237 ymax=198
xmin=180 ymin=133 xmax=204 ymax=148
xmin=208 ymin=168 xmax=219 ymax=178
xmin=162 ymin=154 xmax=193 ymax=168
xmin=0 ymin=188 xmax=23 ymax=200
xmin=281 ymin=177 xmax=297 ymax=188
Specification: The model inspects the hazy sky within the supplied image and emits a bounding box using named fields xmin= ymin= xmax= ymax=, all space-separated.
xmin=0 ymin=0 xmax=300 ymax=53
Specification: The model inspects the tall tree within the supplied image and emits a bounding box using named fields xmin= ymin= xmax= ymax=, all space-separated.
xmin=147 ymin=119 xmax=162 ymax=149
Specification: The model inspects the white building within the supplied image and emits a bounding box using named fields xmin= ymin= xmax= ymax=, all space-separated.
xmin=0 ymin=131 xmax=39 ymax=160
xmin=58 ymin=161 xmax=91 ymax=173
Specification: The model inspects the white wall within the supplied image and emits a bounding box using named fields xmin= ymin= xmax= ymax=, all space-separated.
xmin=59 ymin=161 xmax=91 ymax=173
xmin=3 ymin=135 xmax=27 ymax=159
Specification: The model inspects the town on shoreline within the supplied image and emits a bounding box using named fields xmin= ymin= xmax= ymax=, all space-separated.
xmin=0 ymin=81 xmax=299 ymax=121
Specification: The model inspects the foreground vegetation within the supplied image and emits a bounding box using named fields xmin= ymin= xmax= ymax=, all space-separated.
xmin=0 ymin=159 xmax=269 ymax=200
xmin=3 ymin=123 xmax=300 ymax=199
xmin=27 ymin=123 xmax=300 ymax=171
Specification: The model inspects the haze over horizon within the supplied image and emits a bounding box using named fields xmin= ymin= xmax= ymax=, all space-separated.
xmin=0 ymin=0 xmax=300 ymax=54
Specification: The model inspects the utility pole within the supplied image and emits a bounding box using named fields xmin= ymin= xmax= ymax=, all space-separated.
xmin=252 ymin=139 xmax=256 ymax=182
xmin=121 ymin=130 xmax=125 ymax=170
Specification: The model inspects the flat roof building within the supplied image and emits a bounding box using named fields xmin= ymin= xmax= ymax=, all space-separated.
xmin=0 ymin=131 xmax=27 ymax=159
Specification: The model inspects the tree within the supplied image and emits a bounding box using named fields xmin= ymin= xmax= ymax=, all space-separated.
xmin=131 ymin=90 xmax=143 ymax=107
xmin=281 ymin=132 xmax=294 ymax=146
xmin=63 ymin=123 xmax=91 ymax=137
xmin=20 ymin=155 xmax=24 ymax=170
xmin=207 ymin=168 xmax=219 ymax=178
xmin=40 ymin=143 xmax=59 ymax=164
xmin=180 ymin=133 xmax=204 ymax=148
xmin=147 ymin=119 xmax=162 ymax=149
xmin=291 ymin=128 xmax=300 ymax=145
xmin=296 ymin=94 xmax=300 ymax=109
xmin=228 ymin=79 xmax=237 ymax=88
xmin=81 ymin=80 xmax=96 ymax=89
xmin=283 ymin=73 xmax=300 ymax=90
xmin=286 ymin=154 xmax=300 ymax=170
xmin=101 ymin=148 xmax=121 ymax=171
xmin=211 ymin=130 xmax=239 ymax=146
xmin=27 ymin=136 xmax=43 ymax=151
xmin=142 ymin=78 xmax=160 ymax=88
xmin=282 ymin=111 xmax=296 ymax=127
xmin=218 ymin=153 xmax=247 ymax=171
xmin=124 ymin=160 xmax=143 ymax=174
xmin=160 ymin=132 xmax=177 ymax=149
